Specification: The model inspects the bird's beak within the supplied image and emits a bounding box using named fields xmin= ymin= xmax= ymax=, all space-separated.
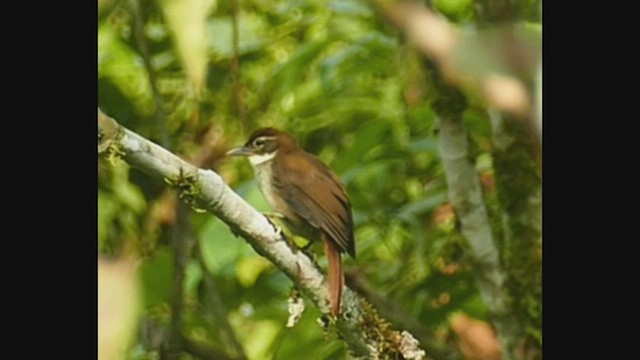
xmin=226 ymin=146 xmax=254 ymax=157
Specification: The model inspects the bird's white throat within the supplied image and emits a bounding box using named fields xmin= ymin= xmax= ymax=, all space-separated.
xmin=248 ymin=151 xmax=277 ymax=167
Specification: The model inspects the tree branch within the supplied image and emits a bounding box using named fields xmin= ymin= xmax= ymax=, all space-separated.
xmin=472 ymin=1 xmax=542 ymax=356
xmin=436 ymin=110 xmax=521 ymax=360
xmin=489 ymin=111 xmax=542 ymax=359
xmin=161 ymin=203 xmax=195 ymax=360
xmin=98 ymin=108 xmax=427 ymax=359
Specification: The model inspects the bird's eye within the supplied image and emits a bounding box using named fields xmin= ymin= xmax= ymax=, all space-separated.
xmin=254 ymin=138 xmax=265 ymax=147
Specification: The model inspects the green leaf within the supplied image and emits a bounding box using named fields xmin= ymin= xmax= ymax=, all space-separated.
xmin=111 ymin=165 xmax=146 ymax=214
xmin=98 ymin=190 xmax=118 ymax=247
xmin=434 ymin=0 xmax=472 ymax=17
xmin=199 ymin=217 xmax=247 ymax=275
xmin=460 ymin=294 xmax=489 ymax=320
xmin=233 ymin=319 xmax=281 ymax=360
xmin=158 ymin=0 xmax=216 ymax=92
xmin=333 ymin=120 xmax=390 ymax=174
xmin=396 ymin=192 xmax=448 ymax=224
xmin=408 ymin=138 xmax=439 ymax=153
xmin=184 ymin=260 xmax=203 ymax=296
xmin=208 ymin=14 xmax=268 ymax=58
xmin=98 ymin=22 xmax=154 ymax=117
xmin=139 ymin=249 xmax=174 ymax=309
xmin=198 ymin=181 xmax=272 ymax=275
xmin=238 ymin=181 xmax=272 ymax=213
xmin=328 ymin=0 xmax=374 ymax=17
xmin=263 ymin=40 xmax=331 ymax=97
xmin=319 ymin=33 xmax=397 ymax=95
xmin=235 ymin=256 xmax=273 ymax=287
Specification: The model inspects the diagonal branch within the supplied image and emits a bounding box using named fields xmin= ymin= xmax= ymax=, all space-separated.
xmin=98 ymin=108 xmax=426 ymax=359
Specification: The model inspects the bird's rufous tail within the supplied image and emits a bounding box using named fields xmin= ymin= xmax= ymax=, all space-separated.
xmin=323 ymin=234 xmax=343 ymax=316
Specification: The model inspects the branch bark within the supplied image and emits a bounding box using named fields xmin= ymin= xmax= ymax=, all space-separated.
xmin=489 ymin=111 xmax=542 ymax=359
xmin=473 ymin=1 xmax=542 ymax=356
xmin=98 ymin=108 xmax=427 ymax=359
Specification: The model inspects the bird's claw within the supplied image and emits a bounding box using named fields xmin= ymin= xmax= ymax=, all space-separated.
xmin=263 ymin=212 xmax=285 ymax=238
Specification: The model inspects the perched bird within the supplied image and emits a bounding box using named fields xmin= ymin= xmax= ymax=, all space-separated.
xmin=227 ymin=128 xmax=355 ymax=316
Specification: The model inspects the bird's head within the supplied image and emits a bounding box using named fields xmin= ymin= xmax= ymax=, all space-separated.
xmin=226 ymin=127 xmax=298 ymax=166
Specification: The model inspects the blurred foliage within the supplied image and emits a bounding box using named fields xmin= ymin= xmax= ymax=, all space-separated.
xmin=98 ymin=0 xmax=541 ymax=359
xmin=99 ymin=257 xmax=141 ymax=360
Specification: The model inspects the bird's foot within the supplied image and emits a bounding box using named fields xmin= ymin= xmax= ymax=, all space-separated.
xmin=263 ymin=212 xmax=286 ymax=238
xmin=302 ymin=243 xmax=317 ymax=262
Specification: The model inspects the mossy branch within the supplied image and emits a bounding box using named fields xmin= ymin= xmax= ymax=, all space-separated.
xmin=436 ymin=111 xmax=523 ymax=360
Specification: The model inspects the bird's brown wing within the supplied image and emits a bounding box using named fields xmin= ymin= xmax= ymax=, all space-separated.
xmin=272 ymin=150 xmax=355 ymax=258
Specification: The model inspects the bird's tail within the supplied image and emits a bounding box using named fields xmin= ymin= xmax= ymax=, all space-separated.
xmin=323 ymin=234 xmax=343 ymax=317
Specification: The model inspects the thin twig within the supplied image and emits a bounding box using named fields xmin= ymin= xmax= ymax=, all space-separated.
xmin=230 ymin=0 xmax=248 ymax=133
xmin=129 ymin=0 xmax=169 ymax=147
xmin=162 ymin=203 xmax=196 ymax=360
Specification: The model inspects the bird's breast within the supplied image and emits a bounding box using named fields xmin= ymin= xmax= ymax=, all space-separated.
xmin=253 ymin=162 xmax=283 ymax=212
xmin=252 ymin=162 xmax=319 ymax=241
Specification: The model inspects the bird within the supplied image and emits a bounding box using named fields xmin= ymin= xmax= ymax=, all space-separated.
xmin=226 ymin=128 xmax=355 ymax=316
